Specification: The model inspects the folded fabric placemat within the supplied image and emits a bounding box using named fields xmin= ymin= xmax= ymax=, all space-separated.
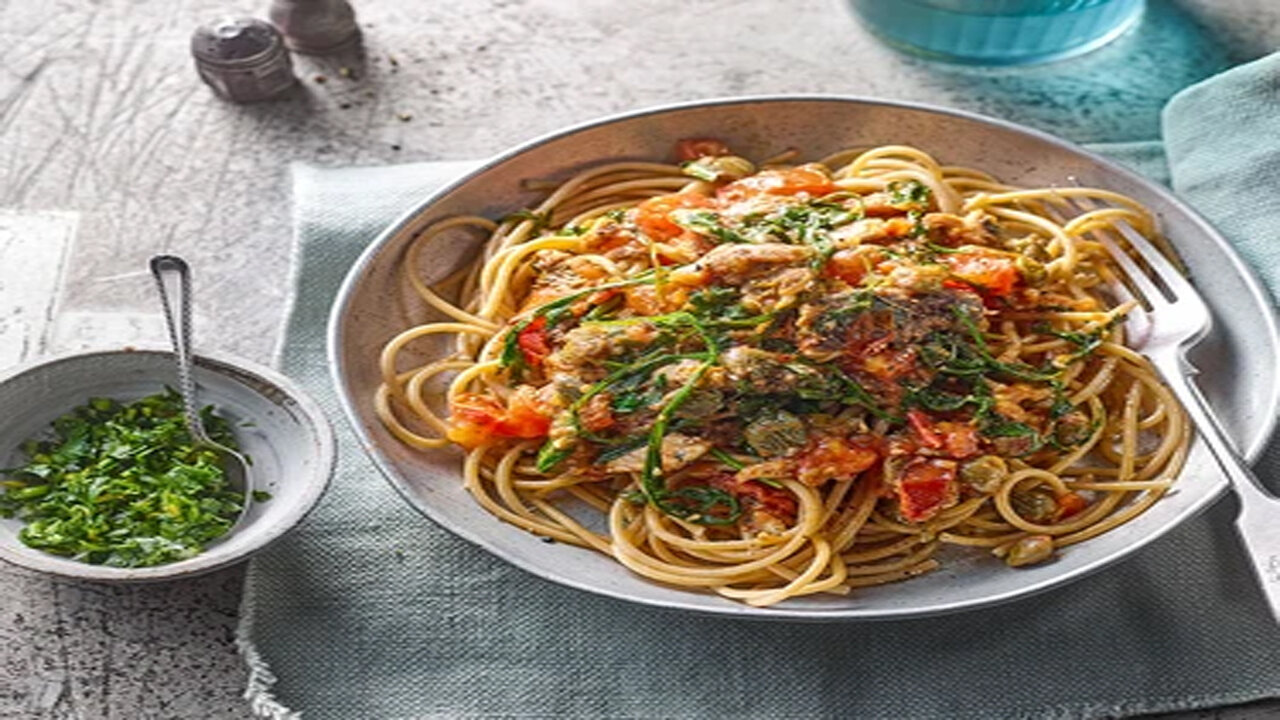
xmin=239 ymin=55 xmax=1280 ymax=720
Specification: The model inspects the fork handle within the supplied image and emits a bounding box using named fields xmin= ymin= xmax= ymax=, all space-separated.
xmin=1152 ymin=353 xmax=1280 ymax=621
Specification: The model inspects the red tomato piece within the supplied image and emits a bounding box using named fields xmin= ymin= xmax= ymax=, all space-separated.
xmin=446 ymin=393 xmax=506 ymax=449
xmin=795 ymin=435 xmax=880 ymax=486
xmin=896 ymin=457 xmax=959 ymax=523
xmin=935 ymin=421 xmax=981 ymax=459
xmin=496 ymin=386 xmax=553 ymax=438
xmin=633 ymin=192 xmax=715 ymax=242
xmin=907 ymin=410 xmax=981 ymax=459
xmin=710 ymin=475 xmax=798 ymax=523
xmin=906 ymin=409 xmax=943 ymax=450
xmin=446 ymin=386 xmax=552 ymax=449
xmin=942 ymin=252 xmax=1020 ymax=296
xmin=826 ymin=247 xmax=885 ymax=287
xmin=675 ymin=138 xmax=732 ymax=162
xmin=717 ymin=165 xmax=836 ymax=203
xmin=578 ymin=393 xmax=616 ymax=433
xmin=1055 ymin=490 xmax=1089 ymax=520
xmin=515 ymin=316 xmax=551 ymax=367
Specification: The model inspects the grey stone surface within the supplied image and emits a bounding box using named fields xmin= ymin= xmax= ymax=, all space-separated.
xmin=1 ymin=0 xmax=1279 ymax=717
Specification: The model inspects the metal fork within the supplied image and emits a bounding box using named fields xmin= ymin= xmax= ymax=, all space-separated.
xmin=1063 ymin=194 xmax=1280 ymax=621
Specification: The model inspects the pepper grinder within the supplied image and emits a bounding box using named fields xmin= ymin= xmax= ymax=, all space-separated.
xmin=191 ymin=17 xmax=296 ymax=103
xmin=268 ymin=0 xmax=361 ymax=54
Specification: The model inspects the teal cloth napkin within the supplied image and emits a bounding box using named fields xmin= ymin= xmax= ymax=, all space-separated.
xmin=239 ymin=56 xmax=1280 ymax=720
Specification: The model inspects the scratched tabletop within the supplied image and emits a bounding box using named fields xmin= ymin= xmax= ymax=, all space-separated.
xmin=3 ymin=1 xmax=1280 ymax=717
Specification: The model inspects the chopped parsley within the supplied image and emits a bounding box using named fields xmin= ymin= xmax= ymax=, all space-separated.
xmin=0 ymin=389 xmax=247 ymax=567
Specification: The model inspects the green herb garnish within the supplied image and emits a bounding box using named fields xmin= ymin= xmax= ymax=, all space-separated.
xmin=888 ymin=179 xmax=932 ymax=208
xmin=0 ymin=389 xmax=245 ymax=567
xmin=670 ymin=209 xmax=748 ymax=244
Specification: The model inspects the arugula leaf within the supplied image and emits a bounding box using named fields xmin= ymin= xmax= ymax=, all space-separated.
xmin=498 ymin=272 xmax=661 ymax=373
xmin=655 ymin=485 xmax=741 ymax=526
xmin=709 ymin=447 xmax=745 ymax=470
xmin=670 ymin=209 xmax=747 ymax=244
xmin=595 ymin=437 xmax=650 ymax=464
xmin=798 ymin=359 xmax=896 ymax=421
xmin=950 ymin=307 xmax=1059 ymax=383
xmin=535 ymin=440 xmax=573 ymax=473
xmin=502 ymin=209 xmax=551 ymax=232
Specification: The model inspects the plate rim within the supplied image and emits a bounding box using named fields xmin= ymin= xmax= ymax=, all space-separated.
xmin=328 ymin=94 xmax=1280 ymax=620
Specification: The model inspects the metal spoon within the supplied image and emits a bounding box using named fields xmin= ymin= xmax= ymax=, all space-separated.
xmin=149 ymin=254 xmax=253 ymax=526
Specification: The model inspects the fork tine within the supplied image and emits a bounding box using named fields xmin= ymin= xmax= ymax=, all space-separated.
xmin=1107 ymin=217 xmax=1200 ymax=302
xmin=1061 ymin=196 xmax=1169 ymax=307
xmin=1063 ymin=185 xmax=1201 ymax=304
xmin=1094 ymin=254 xmax=1156 ymax=345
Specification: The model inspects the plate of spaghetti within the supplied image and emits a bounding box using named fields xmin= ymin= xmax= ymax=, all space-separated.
xmin=330 ymin=97 xmax=1280 ymax=619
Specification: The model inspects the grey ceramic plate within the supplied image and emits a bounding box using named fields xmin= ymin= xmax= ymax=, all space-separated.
xmin=330 ymin=97 xmax=1280 ymax=620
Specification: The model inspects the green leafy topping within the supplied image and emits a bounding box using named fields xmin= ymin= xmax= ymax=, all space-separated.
xmin=498 ymin=272 xmax=661 ymax=374
xmin=888 ymin=179 xmax=932 ymax=208
xmin=948 ymin=307 xmax=1059 ymax=383
xmin=656 ymin=485 xmax=741 ymax=526
xmin=980 ymin=417 xmax=1044 ymax=454
xmin=803 ymin=360 xmax=897 ymax=421
xmin=535 ymin=441 xmax=574 ymax=474
xmin=709 ymin=447 xmax=745 ymax=471
xmin=502 ymin=209 xmax=551 ymax=233
xmin=0 ymin=390 xmax=244 ymax=568
xmin=1036 ymin=318 xmax=1119 ymax=366
xmin=670 ymin=209 xmax=747 ymax=244
xmin=595 ymin=437 xmax=650 ymax=464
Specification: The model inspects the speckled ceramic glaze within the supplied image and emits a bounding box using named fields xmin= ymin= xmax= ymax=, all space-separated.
xmin=0 ymin=347 xmax=335 ymax=581
xmin=330 ymin=97 xmax=1280 ymax=620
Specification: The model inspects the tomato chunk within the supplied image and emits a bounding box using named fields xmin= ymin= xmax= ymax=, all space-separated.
xmin=826 ymin=247 xmax=884 ymax=287
xmin=717 ymin=164 xmax=835 ymax=203
xmin=675 ymin=138 xmax=732 ymax=162
xmin=710 ymin=474 xmax=798 ymax=524
xmin=633 ymin=192 xmax=715 ymax=242
xmin=906 ymin=410 xmax=943 ymax=450
xmin=935 ymin=421 xmax=981 ymax=459
xmin=446 ymin=386 xmax=552 ymax=449
xmin=1055 ymin=490 xmax=1089 ymax=520
xmin=515 ymin=316 xmax=551 ymax=367
xmin=895 ymin=457 xmax=959 ymax=522
xmin=795 ymin=435 xmax=879 ymax=486
xmin=907 ymin=410 xmax=981 ymax=459
xmin=942 ymin=252 xmax=1020 ymax=296
xmin=578 ymin=393 xmax=615 ymax=433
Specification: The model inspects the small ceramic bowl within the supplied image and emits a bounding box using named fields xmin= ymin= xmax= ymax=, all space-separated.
xmin=0 ymin=346 xmax=335 ymax=581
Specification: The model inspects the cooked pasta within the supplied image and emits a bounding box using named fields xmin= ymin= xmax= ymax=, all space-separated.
xmin=375 ymin=140 xmax=1188 ymax=607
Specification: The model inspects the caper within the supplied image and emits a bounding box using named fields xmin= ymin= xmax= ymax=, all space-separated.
xmin=1011 ymin=490 xmax=1058 ymax=523
xmin=1053 ymin=411 xmax=1092 ymax=447
xmin=1004 ymin=534 xmax=1055 ymax=567
xmin=674 ymin=388 xmax=724 ymax=419
xmin=1006 ymin=235 xmax=1051 ymax=262
xmin=1015 ymin=255 xmax=1047 ymax=286
xmin=744 ymin=409 xmax=807 ymax=457
xmin=958 ymin=455 xmax=1008 ymax=494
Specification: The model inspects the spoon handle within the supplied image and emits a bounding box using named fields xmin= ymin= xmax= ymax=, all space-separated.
xmin=149 ymin=255 xmax=209 ymax=443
